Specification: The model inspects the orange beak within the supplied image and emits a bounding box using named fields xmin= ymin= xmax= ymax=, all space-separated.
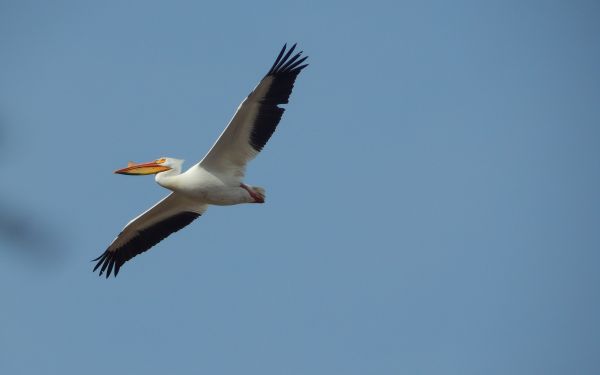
xmin=114 ymin=160 xmax=171 ymax=175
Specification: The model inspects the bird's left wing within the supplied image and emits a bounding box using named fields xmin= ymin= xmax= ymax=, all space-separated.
xmin=92 ymin=193 xmax=207 ymax=278
xmin=197 ymin=43 xmax=308 ymax=181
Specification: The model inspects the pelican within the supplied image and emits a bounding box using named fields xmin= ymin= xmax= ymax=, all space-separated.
xmin=93 ymin=44 xmax=308 ymax=277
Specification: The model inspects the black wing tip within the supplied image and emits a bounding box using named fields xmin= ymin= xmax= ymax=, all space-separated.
xmin=248 ymin=43 xmax=308 ymax=152
xmin=267 ymin=43 xmax=309 ymax=76
xmin=92 ymin=250 xmax=119 ymax=278
xmin=91 ymin=211 xmax=201 ymax=280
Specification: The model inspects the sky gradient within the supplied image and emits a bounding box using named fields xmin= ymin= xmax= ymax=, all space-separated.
xmin=1 ymin=1 xmax=599 ymax=374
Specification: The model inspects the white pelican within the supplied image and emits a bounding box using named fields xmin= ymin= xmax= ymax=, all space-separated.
xmin=93 ymin=44 xmax=308 ymax=277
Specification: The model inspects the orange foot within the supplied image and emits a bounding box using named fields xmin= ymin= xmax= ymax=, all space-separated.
xmin=240 ymin=183 xmax=265 ymax=203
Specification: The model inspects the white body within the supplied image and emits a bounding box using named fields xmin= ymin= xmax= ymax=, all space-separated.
xmin=93 ymin=44 xmax=308 ymax=277
xmin=155 ymin=163 xmax=257 ymax=206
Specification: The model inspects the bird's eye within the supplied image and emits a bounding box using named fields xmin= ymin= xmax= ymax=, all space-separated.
xmin=156 ymin=158 xmax=166 ymax=164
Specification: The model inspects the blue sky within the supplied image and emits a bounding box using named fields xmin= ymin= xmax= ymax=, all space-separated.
xmin=1 ymin=1 xmax=599 ymax=374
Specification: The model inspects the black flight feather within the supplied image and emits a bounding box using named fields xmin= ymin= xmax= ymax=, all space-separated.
xmin=249 ymin=43 xmax=309 ymax=152
xmin=92 ymin=212 xmax=200 ymax=278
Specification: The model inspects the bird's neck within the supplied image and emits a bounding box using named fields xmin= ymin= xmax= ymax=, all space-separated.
xmin=155 ymin=169 xmax=182 ymax=191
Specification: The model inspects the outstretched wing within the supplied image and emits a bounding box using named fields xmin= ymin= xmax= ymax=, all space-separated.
xmin=198 ymin=43 xmax=309 ymax=180
xmin=92 ymin=193 xmax=207 ymax=278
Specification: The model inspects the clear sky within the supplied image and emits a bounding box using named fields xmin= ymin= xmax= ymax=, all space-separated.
xmin=1 ymin=1 xmax=599 ymax=374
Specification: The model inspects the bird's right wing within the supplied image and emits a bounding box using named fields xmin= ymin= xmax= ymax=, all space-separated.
xmin=93 ymin=193 xmax=207 ymax=278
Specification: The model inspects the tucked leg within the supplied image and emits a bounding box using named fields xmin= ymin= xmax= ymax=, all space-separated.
xmin=240 ymin=184 xmax=265 ymax=203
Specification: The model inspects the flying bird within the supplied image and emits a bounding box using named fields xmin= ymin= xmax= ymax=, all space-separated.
xmin=93 ymin=44 xmax=308 ymax=278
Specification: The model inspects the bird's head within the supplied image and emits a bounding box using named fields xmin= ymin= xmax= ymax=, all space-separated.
xmin=114 ymin=157 xmax=184 ymax=175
